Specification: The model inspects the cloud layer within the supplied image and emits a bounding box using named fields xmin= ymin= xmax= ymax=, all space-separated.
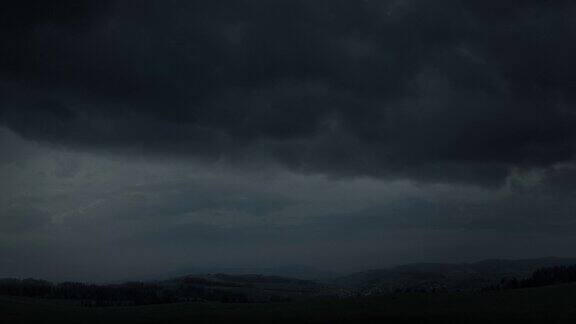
xmin=2 ymin=0 xmax=576 ymax=185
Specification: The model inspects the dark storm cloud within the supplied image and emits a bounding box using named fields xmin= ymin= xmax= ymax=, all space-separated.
xmin=2 ymin=0 xmax=576 ymax=185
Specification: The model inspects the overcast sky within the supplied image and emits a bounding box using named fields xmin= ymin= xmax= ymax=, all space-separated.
xmin=2 ymin=0 xmax=576 ymax=281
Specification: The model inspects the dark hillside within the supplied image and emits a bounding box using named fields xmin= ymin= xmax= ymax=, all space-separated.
xmin=3 ymin=283 xmax=576 ymax=323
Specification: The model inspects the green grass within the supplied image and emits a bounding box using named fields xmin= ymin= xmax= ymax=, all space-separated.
xmin=3 ymin=283 xmax=576 ymax=323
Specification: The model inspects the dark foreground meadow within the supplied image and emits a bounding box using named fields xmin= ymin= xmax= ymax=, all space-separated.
xmin=3 ymin=283 xmax=576 ymax=323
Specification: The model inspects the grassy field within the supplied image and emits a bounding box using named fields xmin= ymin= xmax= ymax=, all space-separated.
xmin=3 ymin=283 xmax=576 ymax=323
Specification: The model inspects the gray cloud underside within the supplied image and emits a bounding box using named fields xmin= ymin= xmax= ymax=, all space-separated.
xmin=2 ymin=125 xmax=576 ymax=280
xmin=2 ymin=0 xmax=576 ymax=185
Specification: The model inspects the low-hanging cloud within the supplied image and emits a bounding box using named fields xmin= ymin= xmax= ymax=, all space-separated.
xmin=2 ymin=0 xmax=576 ymax=187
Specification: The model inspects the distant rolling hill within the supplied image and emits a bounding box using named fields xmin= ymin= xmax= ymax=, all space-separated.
xmin=3 ymin=282 xmax=576 ymax=323
xmin=146 ymin=265 xmax=339 ymax=282
xmin=3 ymin=257 xmax=576 ymax=305
xmin=161 ymin=273 xmax=336 ymax=302
xmin=332 ymin=257 xmax=576 ymax=296
xmin=0 ymin=273 xmax=337 ymax=305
